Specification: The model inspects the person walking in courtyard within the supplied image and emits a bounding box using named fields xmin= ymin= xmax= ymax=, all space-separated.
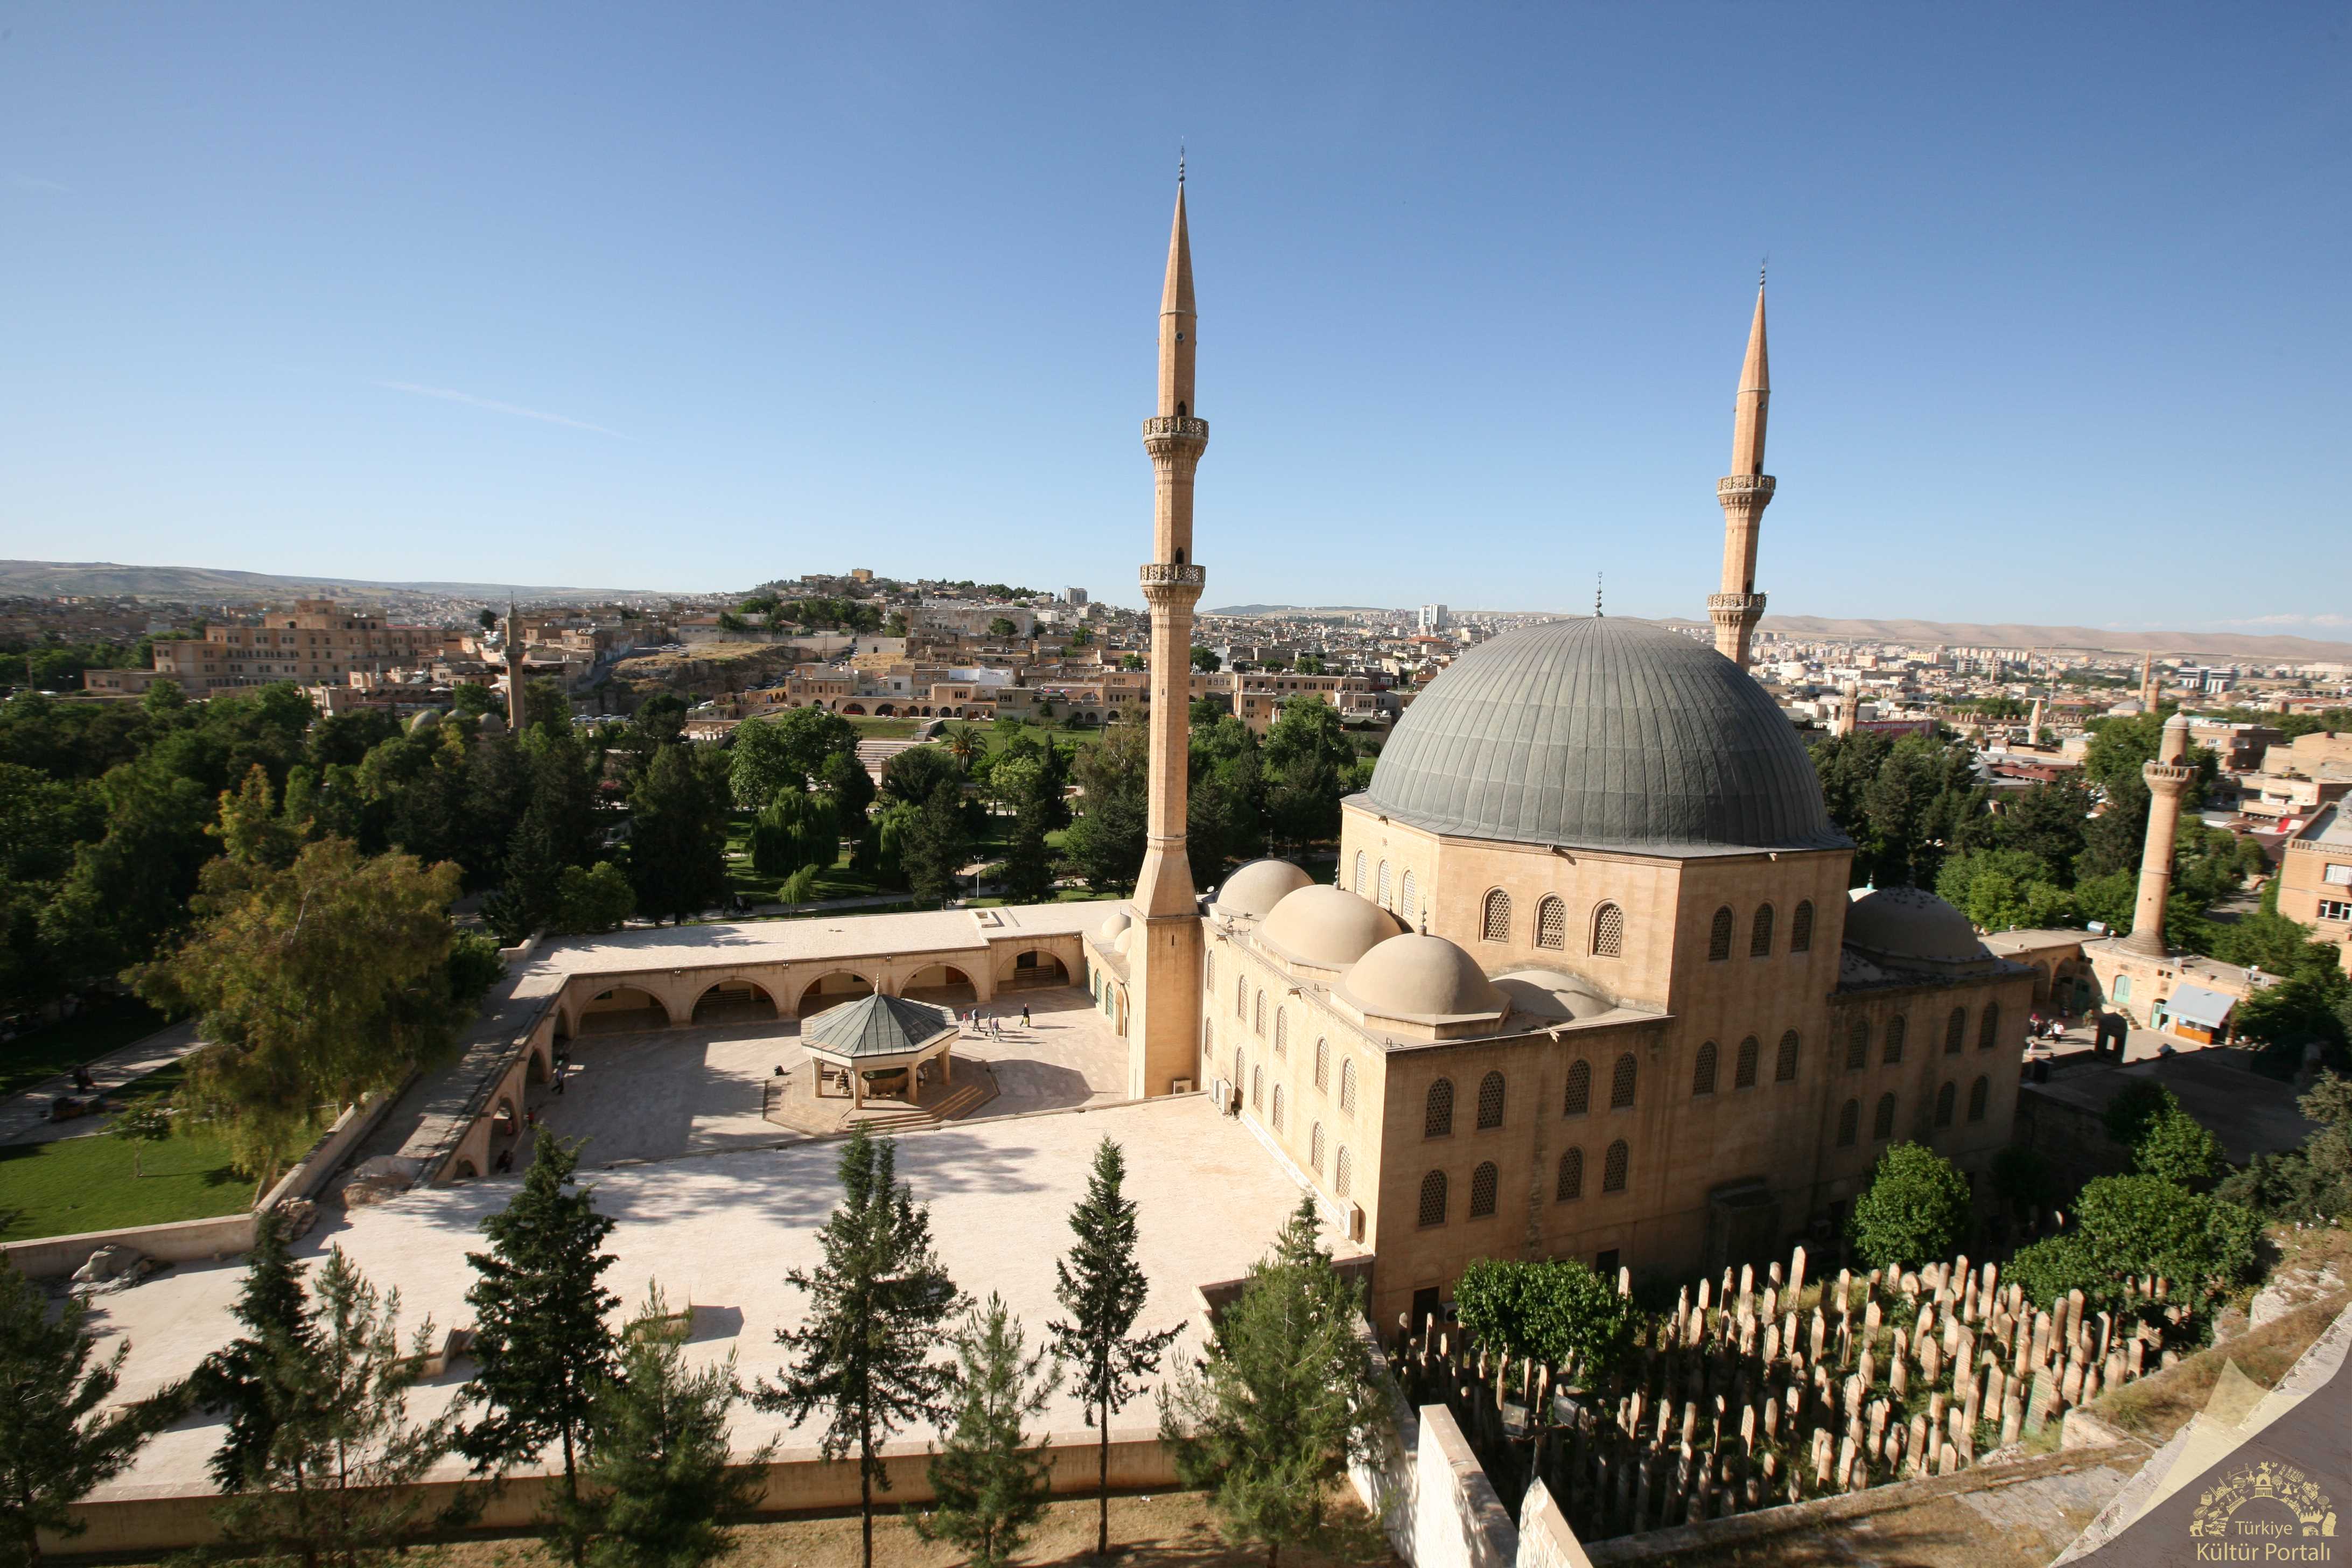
xmin=1020 ymin=1002 xmax=1031 ymax=1028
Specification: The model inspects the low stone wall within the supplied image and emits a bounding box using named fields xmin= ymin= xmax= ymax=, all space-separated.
xmin=1 ymin=1212 xmax=257 ymax=1281
xmin=44 ymin=1425 xmax=1179 ymax=1559
xmin=1351 ymin=1401 xmax=1588 ymax=1568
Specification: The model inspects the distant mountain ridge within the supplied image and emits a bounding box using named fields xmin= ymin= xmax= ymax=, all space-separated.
xmin=1653 ymin=615 xmax=2352 ymax=661
xmin=0 ymin=559 xmax=650 ymax=605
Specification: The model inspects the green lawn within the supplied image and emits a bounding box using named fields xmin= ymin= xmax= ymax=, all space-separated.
xmin=0 ymin=995 xmax=177 ymax=1099
xmin=0 ymin=1117 xmax=248 ymax=1242
xmin=843 ymin=716 xmax=921 ymax=740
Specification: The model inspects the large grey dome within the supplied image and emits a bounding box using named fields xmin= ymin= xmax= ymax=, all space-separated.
xmin=1363 ymin=617 xmax=1844 ymax=855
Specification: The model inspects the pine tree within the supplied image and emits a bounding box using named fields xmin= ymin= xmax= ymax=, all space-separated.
xmin=918 ymin=1294 xmax=1060 ymax=1568
xmin=575 ymin=1288 xmax=770 ymax=1568
xmin=754 ymin=1125 xmax=963 ymax=1568
xmin=1158 ymin=1196 xmax=1392 ymax=1568
xmin=208 ymin=1248 xmax=464 ymax=1568
xmin=0 ymin=1261 xmax=179 ymax=1567
xmin=1047 ymin=1138 xmax=1180 ymax=1559
xmin=461 ymin=1135 xmax=620 ymax=1565
xmin=190 ymin=1209 xmax=316 ymax=1492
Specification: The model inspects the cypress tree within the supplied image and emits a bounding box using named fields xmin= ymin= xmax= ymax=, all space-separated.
xmin=918 ymin=1294 xmax=1060 ymax=1568
xmin=754 ymin=1125 xmax=962 ymax=1568
xmin=1047 ymin=1138 xmax=1181 ymax=1559
xmin=190 ymin=1209 xmax=315 ymax=1492
xmin=461 ymin=1135 xmax=619 ymax=1564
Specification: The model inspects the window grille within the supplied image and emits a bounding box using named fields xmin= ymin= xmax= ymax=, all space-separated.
xmin=1709 ymin=907 xmax=1734 ymax=961
xmin=1609 ymin=1054 xmax=1636 ymax=1109
xmin=1968 ymin=1076 xmax=1989 ymax=1122
xmin=1592 ymin=902 xmax=1625 ymax=958
xmin=1846 ymin=1020 xmax=1870 ymax=1072
xmin=1556 ymin=1147 xmax=1584 ymax=1201
xmin=1692 ymin=1041 xmax=1718 ymax=1096
xmin=1482 ymin=889 xmax=1512 ymax=943
xmin=1734 ymin=1036 xmax=1760 ymax=1089
xmin=1751 ymin=905 xmax=1775 ymax=957
xmin=1273 ymin=1010 xmax=1287 ymax=1057
xmin=1311 ymin=1122 xmax=1325 ymax=1175
xmin=1564 ymin=1060 xmax=1592 ymax=1116
xmin=1271 ymin=1084 xmax=1285 ymax=1131
xmin=1469 ymin=1162 xmax=1499 ymax=1218
xmin=1401 ymin=870 xmax=1418 ymax=922
xmin=1476 ymin=1071 xmax=1506 ymax=1128
xmin=1536 ymin=896 xmax=1566 ymax=950
xmin=1979 ymin=1002 xmax=2000 ymax=1050
xmin=1235 ymin=977 xmax=1246 ymax=1019
xmin=1253 ymin=991 xmax=1265 ymax=1037
xmin=1790 ymin=900 xmax=1814 ymax=953
xmin=1602 ymin=1139 xmax=1630 ymax=1193
xmin=1377 ymin=861 xmax=1391 ymax=908
xmin=1935 ymin=1081 xmax=1956 ymax=1128
xmin=1250 ymin=1065 xmax=1262 ymax=1110
xmin=1837 ymin=1099 xmax=1859 ymax=1147
xmin=1335 ymin=1146 xmax=1353 ymax=1198
xmin=1314 ymin=1038 xmax=1329 ymax=1092
xmin=1873 ymin=1093 xmax=1897 ymax=1140
xmin=1339 ymin=1060 xmax=1357 ymax=1117
xmin=1946 ymin=1008 xmax=1966 ymax=1055
xmin=1417 ymin=1171 xmax=1447 ymax=1227
xmin=1885 ymin=1016 xmax=1907 ymax=1064
xmin=1776 ymin=1031 xmax=1800 ymax=1082
xmin=1424 ymin=1079 xmax=1454 ymax=1139
xmin=1352 ymin=851 xmax=1366 ymax=893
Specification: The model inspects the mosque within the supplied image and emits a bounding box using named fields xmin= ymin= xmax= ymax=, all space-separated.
xmin=1082 ymin=176 xmax=2035 ymax=1330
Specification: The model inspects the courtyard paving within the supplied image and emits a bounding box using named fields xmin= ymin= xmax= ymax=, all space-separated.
xmin=519 ymin=985 xmax=1125 ymax=1167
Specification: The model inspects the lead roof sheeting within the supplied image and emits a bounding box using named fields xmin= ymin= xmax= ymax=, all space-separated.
xmin=2166 ymin=984 xmax=2236 ymax=1029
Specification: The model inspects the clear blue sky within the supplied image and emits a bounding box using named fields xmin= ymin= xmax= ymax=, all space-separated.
xmin=3 ymin=4 xmax=2346 ymax=631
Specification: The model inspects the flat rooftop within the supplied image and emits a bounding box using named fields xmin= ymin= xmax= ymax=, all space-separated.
xmin=2025 ymin=1051 xmax=2318 ymax=1165
xmin=526 ymin=900 xmax=1115 ymax=979
xmin=81 ymin=1094 xmax=1353 ymax=1500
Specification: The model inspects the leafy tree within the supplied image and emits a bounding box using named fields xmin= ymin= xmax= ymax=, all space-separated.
xmin=1261 ymin=697 xmax=1353 ymax=850
xmin=451 ymin=681 xmax=496 ymax=717
xmin=1061 ymin=726 xmax=1149 ymax=892
xmin=1846 ymin=1142 xmax=1972 ymax=1269
xmin=2068 ymin=1174 xmax=2260 ymax=1303
xmin=1452 ymin=1257 xmax=1640 ymax=1380
xmin=2220 ymin=1072 xmax=2352 ymax=1222
xmin=987 ymin=617 xmax=1018 ymax=640
xmin=205 ymin=1248 xmax=465 ymax=1568
xmin=1048 ymin=1139 xmax=1181 ymax=1558
xmin=1190 ymin=647 xmax=1222 ymax=673
xmin=1120 ymin=653 xmax=1145 ymax=671
xmin=2133 ymin=1104 xmax=2227 ymax=1186
xmin=134 ymin=837 xmax=473 ymax=1185
xmin=2101 ymin=1079 xmax=2180 ymax=1151
xmin=463 ymin=1135 xmax=620 ymax=1562
xmin=109 ymin=1094 xmax=174 ymax=1179
xmin=0 ymin=1259 xmax=178 ymax=1567
xmin=919 ymin=1295 xmax=1061 ymax=1568
xmin=1935 ymin=847 xmax=2077 ymax=933
xmin=881 ymin=746 xmax=960 ymax=808
xmin=820 ymin=747 xmax=877 ymax=824
xmin=1159 ymin=1197 xmax=1390 ymax=1567
xmin=899 ymin=781 xmax=970 ymax=908
xmin=2003 ymin=1232 xmax=2106 ymax=1311
xmin=729 ymin=717 xmax=807 ymax=810
xmin=755 ymin=1126 xmax=963 ymax=1568
xmin=626 ymin=745 xmax=732 ymax=923
xmin=1990 ymin=1144 xmax=2059 ymax=1219
xmin=575 ymin=1288 xmax=769 ymax=1568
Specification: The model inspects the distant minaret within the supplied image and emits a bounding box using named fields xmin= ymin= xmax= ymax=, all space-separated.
xmin=2122 ymin=713 xmax=2194 ymax=958
xmin=1709 ymin=274 xmax=1774 ymax=667
xmin=1127 ymin=164 xmax=1208 ymax=1099
xmin=503 ymin=598 xmax=526 ymax=729
xmin=2139 ymin=652 xmax=2160 ymax=715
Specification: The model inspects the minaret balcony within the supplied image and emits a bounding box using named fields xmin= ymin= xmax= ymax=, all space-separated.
xmin=1717 ymin=474 xmax=1776 ymax=503
xmin=2143 ymin=761 xmax=2195 ymax=789
xmin=1143 ymin=415 xmax=1209 ymax=440
xmin=1139 ymin=562 xmax=1207 ymax=590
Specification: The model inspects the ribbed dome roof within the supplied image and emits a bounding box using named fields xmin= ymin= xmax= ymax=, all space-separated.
xmin=1258 ymin=885 xmax=1404 ymax=971
xmin=1364 ymin=617 xmax=1844 ymax=855
xmin=1213 ymin=858 xmax=1314 ymax=920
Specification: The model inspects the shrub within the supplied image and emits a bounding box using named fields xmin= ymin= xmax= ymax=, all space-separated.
xmin=1847 ymin=1142 xmax=1972 ymax=1270
xmin=1453 ymin=1258 xmax=1642 ymax=1381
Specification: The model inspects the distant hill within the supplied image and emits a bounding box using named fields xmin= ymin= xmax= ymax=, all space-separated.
xmin=1653 ymin=615 xmax=2352 ymax=661
xmin=1205 ymin=604 xmax=1387 ymax=617
xmin=0 ymin=560 xmax=657 ymax=605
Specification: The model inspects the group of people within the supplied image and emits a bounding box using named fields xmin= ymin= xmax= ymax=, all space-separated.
xmin=960 ymin=1003 xmax=1031 ymax=1039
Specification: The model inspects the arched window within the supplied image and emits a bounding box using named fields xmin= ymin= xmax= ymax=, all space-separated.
xmin=1564 ymin=1060 xmax=1592 ymax=1116
xmin=1271 ymin=1083 xmax=1285 ymax=1131
xmin=1709 ymin=906 xmax=1735 ymax=961
xmin=1790 ymin=900 xmax=1815 ymax=953
xmin=1235 ymin=976 xmax=1247 ymax=1019
xmin=1872 ymin=1093 xmax=1897 ymax=1141
xmin=1476 ymin=1070 xmax=1506 ymax=1129
xmin=1377 ymin=861 xmax=1392 ymax=908
xmin=1400 ymin=870 xmax=1418 ymax=922
xmin=1250 ymin=1065 xmax=1263 ymax=1110
xmin=1314 ymin=1038 xmax=1329 ymax=1092
xmin=1481 ymin=889 xmax=1512 ymax=943
xmin=1339 ymin=1059 xmax=1357 ymax=1117
xmin=1253 ymin=991 xmax=1265 ymax=1037
xmin=1591 ymin=902 xmax=1625 ymax=958
xmin=1202 ymin=1021 xmax=1213 ymax=1062
xmin=1334 ymin=1146 xmax=1353 ymax=1198
xmin=1945 ymin=1007 xmax=1967 ymax=1056
xmin=1352 ymin=850 xmax=1366 ymax=893
xmin=1424 ymin=1079 xmax=1455 ymax=1139
xmin=1557 ymin=1147 xmax=1584 ymax=1200
xmin=1884 ymin=1016 xmax=1907 ymax=1065
xmin=2114 ymin=975 xmax=2133 ymax=1003
xmin=1934 ymin=1081 xmax=1956 ymax=1129
xmin=1846 ymin=1019 xmax=1870 ymax=1072
xmin=1273 ymin=1010 xmax=1288 ymax=1058
xmin=1536 ymin=895 xmax=1567 ymax=950
xmin=1968 ymin=1075 xmax=1989 ymax=1122
xmin=1751 ymin=905 xmax=1775 ymax=957
xmin=1837 ymin=1098 xmax=1860 ymax=1146
xmin=1233 ymin=1047 xmax=1244 ymax=1095
xmin=1734 ymin=1035 xmax=1760 ymax=1089
xmin=1610 ymin=1054 xmax=1637 ymax=1109
xmin=1776 ymin=1031 xmax=1800 ymax=1082
xmin=1469 ymin=1162 xmax=1500 ymax=1217
xmin=1602 ymin=1139 xmax=1630 ymax=1193
xmin=1417 ymin=1171 xmax=1447 ymax=1227
xmin=1979 ymin=1002 xmax=2001 ymax=1051
xmin=1205 ymin=951 xmax=1215 ymax=992
xmin=1692 ymin=1041 xmax=1719 ymax=1096
xmin=1310 ymin=1122 xmax=1325 ymax=1176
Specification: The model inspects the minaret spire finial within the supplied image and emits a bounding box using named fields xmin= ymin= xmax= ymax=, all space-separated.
xmin=1595 ymin=573 xmax=1604 ymax=618
xmin=1178 ymin=142 xmax=1186 ymax=185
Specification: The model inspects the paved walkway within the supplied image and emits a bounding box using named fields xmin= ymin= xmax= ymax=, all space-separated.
xmin=0 ymin=1019 xmax=204 ymax=1146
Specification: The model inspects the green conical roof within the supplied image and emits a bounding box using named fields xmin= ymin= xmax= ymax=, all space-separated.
xmin=800 ymin=992 xmax=958 ymax=1059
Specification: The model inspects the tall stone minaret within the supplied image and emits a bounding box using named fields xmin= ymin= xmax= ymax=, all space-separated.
xmin=2122 ymin=712 xmax=2194 ymax=958
xmin=503 ymin=598 xmax=527 ymax=730
xmin=1709 ymin=275 xmax=1774 ymax=668
xmin=1127 ymin=167 xmax=1208 ymax=1100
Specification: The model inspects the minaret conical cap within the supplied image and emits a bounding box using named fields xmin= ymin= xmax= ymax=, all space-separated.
xmin=1162 ymin=184 xmax=1194 ymax=317
xmin=1740 ymin=280 xmax=1769 ymax=395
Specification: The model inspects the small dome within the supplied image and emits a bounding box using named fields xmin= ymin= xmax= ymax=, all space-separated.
xmin=1113 ymin=927 xmax=1133 ymax=955
xmin=408 ymin=709 xmax=442 ymax=736
xmin=1213 ymin=858 xmax=1313 ymax=920
xmin=1258 ymin=885 xmax=1405 ymax=971
xmin=1097 ymin=908 xmax=1132 ymax=943
xmin=1492 ymin=968 xmax=1613 ymax=1023
xmin=1338 ymin=933 xmax=1506 ymax=1024
xmin=1844 ymin=885 xmax=1988 ymax=964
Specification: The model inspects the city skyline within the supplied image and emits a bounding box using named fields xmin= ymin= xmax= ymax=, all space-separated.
xmin=3 ymin=5 xmax=2346 ymax=629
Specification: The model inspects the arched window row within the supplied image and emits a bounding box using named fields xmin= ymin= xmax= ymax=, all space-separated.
xmin=1945 ymin=1007 xmax=1968 ymax=1056
xmin=1692 ymin=1041 xmax=1719 ymax=1097
xmin=1602 ymin=1139 xmax=1630 ymax=1193
xmin=1564 ymin=1059 xmax=1592 ymax=1117
xmin=1536 ymin=895 xmax=1567 ymax=950
xmin=1273 ymin=1009 xmax=1288 ymax=1057
xmin=1750 ymin=904 xmax=1775 ymax=958
xmin=1978 ymin=1002 xmax=2001 ymax=1051
xmin=1424 ymin=1078 xmax=1454 ymax=1139
xmin=1609 ymin=1053 xmax=1637 ymax=1109
xmin=1934 ymin=1080 xmax=1956 ymax=1129
xmin=1476 ymin=1070 xmax=1506 ymax=1129
xmin=1885 ymin=1015 xmax=1907 ymax=1065
xmin=1872 ymin=1093 xmax=1897 ymax=1142
xmin=1790 ymin=899 xmax=1815 ymax=953
xmin=1314 ymin=1038 xmax=1330 ymax=1093
xmin=1418 ymin=1170 xmax=1447 ymax=1228
xmin=1271 ymin=1083 xmax=1286 ymax=1132
xmin=1557 ymin=1146 xmax=1584 ymax=1201
xmin=1709 ymin=906 xmax=1735 ymax=962
xmin=1339 ymin=1059 xmax=1358 ymax=1118
xmin=1401 ymin=870 xmax=1419 ymax=923
xmin=1734 ymin=1035 xmax=1760 ymax=1089
xmin=1482 ymin=888 xmax=1512 ymax=943
xmin=1968 ymin=1075 xmax=1989 ymax=1122
xmin=1469 ymin=1161 xmax=1500 ymax=1218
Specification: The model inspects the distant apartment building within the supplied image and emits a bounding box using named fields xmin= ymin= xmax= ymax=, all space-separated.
xmin=86 ymin=599 xmax=447 ymax=697
xmin=2279 ymin=803 xmax=2352 ymax=974
xmin=1065 ymin=586 xmax=1089 ymax=607
xmin=1417 ymin=604 xmax=1449 ymax=633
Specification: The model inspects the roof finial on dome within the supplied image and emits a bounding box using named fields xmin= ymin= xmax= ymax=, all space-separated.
xmin=1595 ymin=573 xmax=1604 ymax=619
xmin=1418 ymin=900 xmax=1430 ymax=935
